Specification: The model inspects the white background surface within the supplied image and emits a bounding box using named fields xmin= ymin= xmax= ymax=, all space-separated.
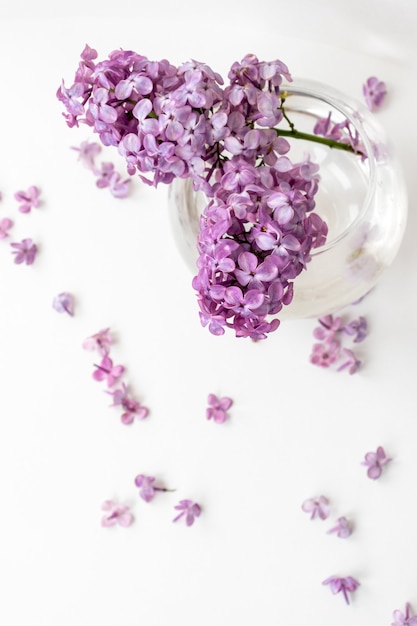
xmin=0 ymin=2 xmax=416 ymax=625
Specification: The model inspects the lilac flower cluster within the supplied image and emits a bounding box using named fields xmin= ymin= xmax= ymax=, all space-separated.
xmin=57 ymin=47 xmax=333 ymax=340
xmin=83 ymin=327 xmax=149 ymax=424
xmin=0 ymin=186 xmax=40 ymax=265
xmin=310 ymin=312 xmax=367 ymax=374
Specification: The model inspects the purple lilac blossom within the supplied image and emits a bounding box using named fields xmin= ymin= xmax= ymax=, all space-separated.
xmin=107 ymin=383 xmax=149 ymax=423
xmin=342 ymin=316 xmax=368 ymax=342
xmin=94 ymin=161 xmax=131 ymax=198
xmin=92 ymin=356 xmax=125 ymax=387
xmin=313 ymin=112 xmax=365 ymax=156
xmin=206 ymin=393 xmax=233 ymax=423
xmin=322 ymin=575 xmax=360 ymax=605
xmin=14 ymin=186 xmax=40 ymax=213
xmin=313 ymin=315 xmax=343 ymax=342
xmin=327 ymin=516 xmax=352 ymax=538
xmin=309 ymin=340 xmax=340 ymax=368
xmin=72 ymin=140 xmax=101 ymax=169
xmin=173 ymin=500 xmax=201 ymax=526
xmin=134 ymin=474 xmax=170 ymax=502
xmin=52 ymin=292 xmax=75 ymax=316
xmin=101 ymin=500 xmax=133 ymax=527
xmin=392 ymin=603 xmax=417 ymax=626
xmin=310 ymin=313 xmax=366 ymax=374
xmin=57 ymin=47 xmax=330 ymax=339
xmin=337 ymin=348 xmax=361 ymax=374
xmin=0 ymin=217 xmax=13 ymax=239
xmin=362 ymin=446 xmax=392 ymax=479
xmin=82 ymin=327 xmax=112 ymax=356
xmin=363 ymin=76 xmax=387 ymax=112
xmin=134 ymin=475 xmax=158 ymax=502
xmin=301 ymin=496 xmax=330 ymax=520
xmin=10 ymin=238 xmax=37 ymax=265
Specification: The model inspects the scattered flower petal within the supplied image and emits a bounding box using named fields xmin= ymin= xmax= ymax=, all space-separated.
xmin=101 ymin=500 xmax=133 ymax=527
xmin=93 ymin=356 xmax=125 ymax=387
xmin=301 ymin=495 xmax=330 ymax=520
xmin=337 ymin=348 xmax=361 ymax=374
xmin=342 ymin=316 xmax=368 ymax=342
xmin=134 ymin=474 xmax=170 ymax=502
xmin=52 ymin=292 xmax=75 ymax=316
xmin=392 ymin=603 xmax=417 ymax=626
xmin=322 ymin=575 xmax=360 ymax=605
xmin=313 ymin=315 xmax=343 ymax=342
xmin=0 ymin=217 xmax=13 ymax=239
xmin=206 ymin=393 xmax=233 ymax=424
xmin=173 ymin=499 xmax=201 ymax=526
xmin=107 ymin=383 xmax=149 ymax=423
xmin=134 ymin=474 xmax=157 ymax=502
xmin=72 ymin=139 xmax=101 ymax=169
xmin=327 ymin=516 xmax=352 ymax=538
xmin=82 ymin=327 xmax=112 ymax=356
xmin=363 ymin=76 xmax=387 ymax=111
xmin=14 ymin=186 xmax=41 ymax=213
xmin=10 ymin=238 xmax=38 ymax=265
xmin=94 ymin=162 xmax=131 ymax=198
xmin=310 ymin=340 xmax=340 ymax=368
xmin=362 ymin=445 xmax=392 ymax=479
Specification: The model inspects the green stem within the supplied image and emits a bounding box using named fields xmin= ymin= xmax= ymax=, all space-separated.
xmin=275 ymin=127 xmax=358 ymax=154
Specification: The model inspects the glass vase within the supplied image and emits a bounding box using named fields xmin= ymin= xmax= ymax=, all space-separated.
xmin=168 ymin=79 xmax=408 ymax=319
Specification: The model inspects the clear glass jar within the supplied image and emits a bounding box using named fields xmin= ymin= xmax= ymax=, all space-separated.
xmin=168 ymin=79 xmax=408 ymax=319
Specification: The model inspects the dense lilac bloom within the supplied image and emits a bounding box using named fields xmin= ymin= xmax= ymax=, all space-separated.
xmin=82 ymin=327 xmax=112 ymax=356
xmin=93 ymin=356 xmax=125 ymax=387
xmin=101 ymin=500 xmax=133 ymax=527
xmin=57 ymin=48 xmax=336 ymax=339
xmin=0 ymin=217 xmax=13 ymax=239
xmin=14 ymin=186 xmax=41 ymax=213
xmin=327 ymin=516 xmax=352 ymax=538
xmin=52 ymin=292 xmax=75 ymax=316
xmin=392 ymin=603 xmax=417 ymax=626
xmin=10 ymin=238 xmax=38 ymax=265
xmin=173 ymin=500 xmax=201 ymax=526
xmin=363 ymin=76 xmax=387 ymax=111
xmin=301 ymin=496 xmax=330 ymax=520
xmin=362 ymin=446 xmax=392 ymax=479
xmin=206 ymin=393 xmax=233 ymax=424
xmin=322 ymin=575 xmax=360 ymax=605
xmin=107 ymin=383 xmax=149 ymax=424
